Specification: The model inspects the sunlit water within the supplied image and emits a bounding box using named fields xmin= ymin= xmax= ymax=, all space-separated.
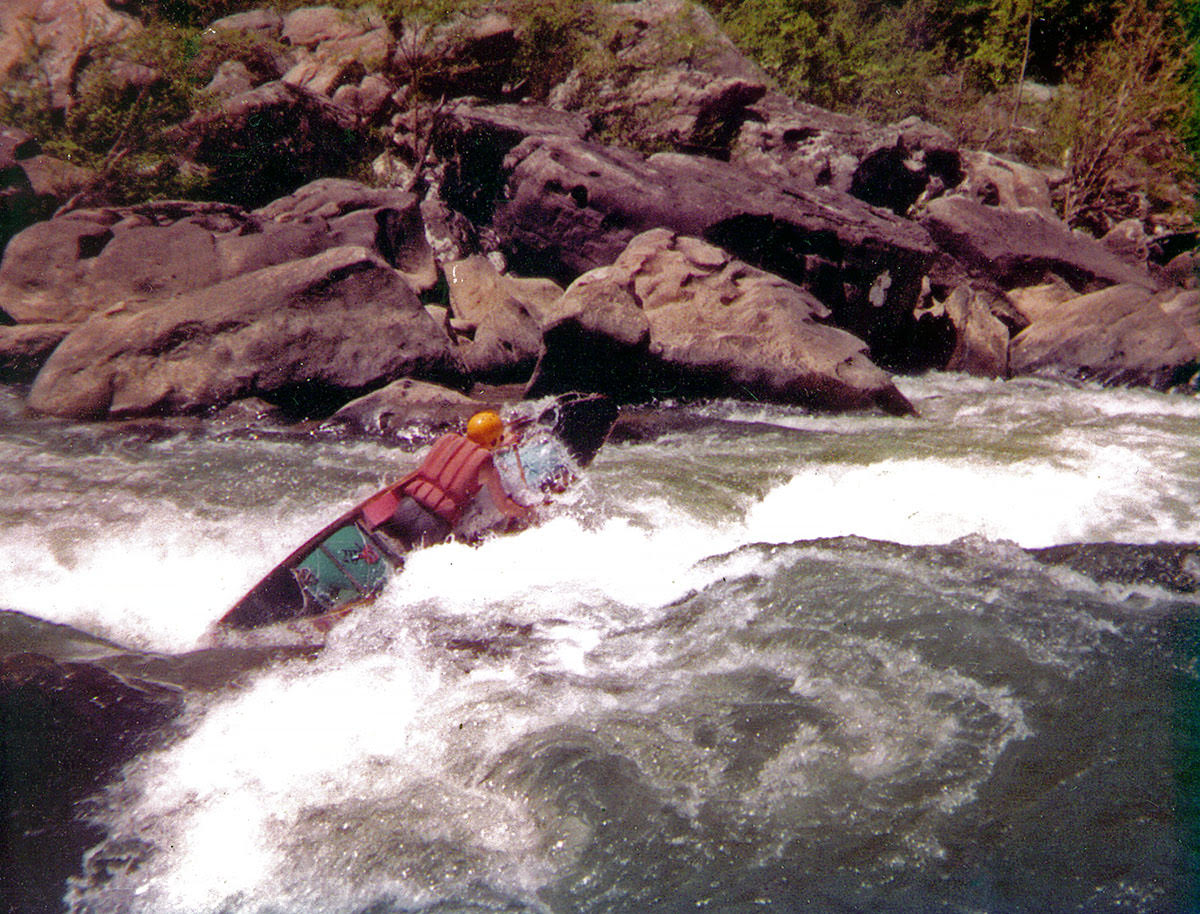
xmin=2 ymin=374 xmax=1199 ymax=913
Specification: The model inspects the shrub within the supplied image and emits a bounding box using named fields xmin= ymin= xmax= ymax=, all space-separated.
xmin=0 ymin=22 xmax=217 ymax=204
xmin=1049 ymin=0 xmax=1196 ymax=233
xmin=715 ymin=0 xmax=945 ymax=120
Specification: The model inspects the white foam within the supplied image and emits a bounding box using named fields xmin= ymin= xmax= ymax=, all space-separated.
xmin=387 ymin=510 xmax=745 ymax=622
xmin=742 ymin=441 xmax=1193 ymax=549
xmin=0 ymin=503 xmax=341 ymax=653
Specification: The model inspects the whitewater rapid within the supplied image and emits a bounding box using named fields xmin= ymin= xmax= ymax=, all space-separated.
xmin=2 ymin=374 xmax=1198 ymax=914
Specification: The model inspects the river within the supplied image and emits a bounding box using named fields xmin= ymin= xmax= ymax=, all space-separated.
xmin=2 ymin=373 xmax=1198 ymax=913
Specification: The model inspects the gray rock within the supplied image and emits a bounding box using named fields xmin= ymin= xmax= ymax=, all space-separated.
xmin=487 ymin=132 xmax=938 ymax=366
xmin=919 ymin=195 xmax=1159 ymax=292
xmin=28 ymin=246 xmax=461 ymax=420
xmin=732 ymin=95 xmax=963 ymax=216
xmin=527 ymin=229 xmax=914 ymax=414
xmin=1009 ymin=284 xmax=1200 ymax=388
xmin=328 ymin=378 xmax=488 ymax=437
xmin=170 ymin=80 xmax=363 ymax=208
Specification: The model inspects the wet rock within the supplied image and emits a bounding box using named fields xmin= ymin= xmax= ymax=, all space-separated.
xmin=919 ymin=195 xmax=1158 ymax=293
xmin=328 ymin=378 xmax=489 ymax=437
xmin=1029 ymin=542 xmax=1200 ymax=594
xmin=527 ymin=228 xmax=914 ymax=414
xmin=28 ymin=246 xmax=461 ymax=420
xmin=1009 ymin=285 xmax=1200 ymax=388
xmin=0 ymin=650 xmax=182 ymax=914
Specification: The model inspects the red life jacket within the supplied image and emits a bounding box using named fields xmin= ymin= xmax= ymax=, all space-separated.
xmin=399 ymin=433 xmax=493 ymax=525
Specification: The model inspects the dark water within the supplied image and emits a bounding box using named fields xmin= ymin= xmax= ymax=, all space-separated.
xmin=2 ymin=375 xmax=1199 ymax=913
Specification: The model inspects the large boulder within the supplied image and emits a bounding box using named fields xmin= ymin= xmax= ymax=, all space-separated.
xmin=256 ymin=178 xmax=437 ymax=292
xmin=443 ymin=255 xmax=558 ymax=381
xmin=27 ymin=246 xmax=461 ymax=420
xmin=918 ymin=195 xmax=1158 ymax=293
xmin=486 ymin=132 xmax=939 ymax=367
xmin=0 ymin=180 xmax=433 ymax=330
xmin=527 ymin=229 xmax=914 ymax=414
xmin=327 ymin=378 xmax=492 ymax=437
xmin=0 ymin=0 xmax=140 ymax=109
xmin=0 ymin=126 xmax=95 ymax=255
xmin=1009 ymin=285 xmax=1200 ymax=388
xmin=433 ymin=101 xmax=592 ymax=228
xmin=0 ymin=322 xmax=73 ymax=381
xmin=548 ymin=0 xmax=768 ymax=156
xmin=0 ymin=207 xmax=126 ymax=324
xmin=169 ymin=81 xmax=364 ymax=208
xmin=910 ymin=282 xmax=1015 ymax=378
xmin=732 ymin=94 xmax=964 ymax=216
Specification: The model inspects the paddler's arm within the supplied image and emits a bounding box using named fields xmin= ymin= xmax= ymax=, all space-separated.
xmin=479 ymin=461 xmax=533 ymax=520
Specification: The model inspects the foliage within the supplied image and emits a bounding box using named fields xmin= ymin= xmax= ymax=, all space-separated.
xmin=717 ymin=0 xmax=944 ymax=119
xmin=1050 ymin=0 xmax=1196 ymax=233
xmin=508 ymin=0 xmax=603 ymax=99
xmin=709 ymin=0 xmax=1196 ymax=231
xmin=1 ymin=0 xmax=1194 ymax=228
xmin=0 ymin=22 xmax=215 ymax=204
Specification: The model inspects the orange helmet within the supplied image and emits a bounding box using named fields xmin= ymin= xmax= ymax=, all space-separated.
xmin=466 ymin=410 xmax=504 ymax=448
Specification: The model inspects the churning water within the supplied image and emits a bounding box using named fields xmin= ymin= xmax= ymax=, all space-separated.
xmin=2 ymin=374 xmax=1199 ymax=913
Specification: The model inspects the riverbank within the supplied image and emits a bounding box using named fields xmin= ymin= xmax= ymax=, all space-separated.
xmin=1 ymin=0 xmax=1198 ymax=434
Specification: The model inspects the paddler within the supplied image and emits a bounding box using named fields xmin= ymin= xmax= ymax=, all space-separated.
xmin=361 ymin=410 xmax=533 ymax=553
